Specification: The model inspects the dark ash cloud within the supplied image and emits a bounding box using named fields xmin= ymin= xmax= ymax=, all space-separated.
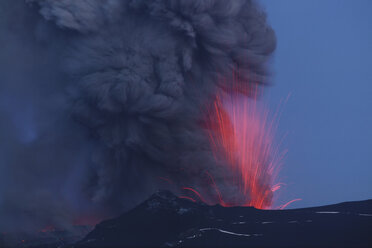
xmin=0 ymin=0 xmax=275 ymax=232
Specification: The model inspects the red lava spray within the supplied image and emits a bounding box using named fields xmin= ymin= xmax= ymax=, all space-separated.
xmin=178 ymin=70 xmax=300 ymax=209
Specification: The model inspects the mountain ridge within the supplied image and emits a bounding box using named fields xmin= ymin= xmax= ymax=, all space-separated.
xmin=75 ymin=190 xmax=372 ymax=248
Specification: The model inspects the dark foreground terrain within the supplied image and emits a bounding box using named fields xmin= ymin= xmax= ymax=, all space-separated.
xmin=3 ymin=191 xmax=372 ymax=248
xmin=78 ymin=191 xmax=371 ymax=248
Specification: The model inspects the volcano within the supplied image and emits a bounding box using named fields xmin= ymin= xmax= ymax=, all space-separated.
xmin=69 ymin=191 xmax=371 ymax=248
xmin=2 ymin=191 xmax=371 ymax=248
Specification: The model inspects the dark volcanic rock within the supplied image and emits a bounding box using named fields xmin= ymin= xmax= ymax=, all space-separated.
xmin=75 ymin=190 xmax=372 ymax=248
xmin=0 ymin=225 xmax=92 ymax=248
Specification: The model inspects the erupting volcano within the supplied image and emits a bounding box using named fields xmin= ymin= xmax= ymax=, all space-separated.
xmin=177 ymin=70 xmax=290 ymax=209
xmin=2 ymin=0 xmax=371 ymax=247
xmin=1 ymin=0 xmax=282 ymax=238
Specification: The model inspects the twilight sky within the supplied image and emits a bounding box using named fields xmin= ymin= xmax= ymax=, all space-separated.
xmin=260 ymin=0 xmax=372 ymax=208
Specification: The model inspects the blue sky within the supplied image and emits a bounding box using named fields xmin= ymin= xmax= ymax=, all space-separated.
xmin=260 ymin=0 xmax=372 ymax=208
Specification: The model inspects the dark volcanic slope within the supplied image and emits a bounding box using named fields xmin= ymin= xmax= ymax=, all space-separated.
xmin=76 ymin=191 xmax=372 ymax=248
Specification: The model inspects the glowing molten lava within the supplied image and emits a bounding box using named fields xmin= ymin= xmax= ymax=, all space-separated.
xmin=176 ymin=71 xmax=300 ymax=209
xmin=201 ymin=85 xmax=284 ymax=209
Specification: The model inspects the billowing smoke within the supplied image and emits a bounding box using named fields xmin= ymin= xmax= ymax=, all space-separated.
xmin=0 ymin=0 xmax=275 ymax=232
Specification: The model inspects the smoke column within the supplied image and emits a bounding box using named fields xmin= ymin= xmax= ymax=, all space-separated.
xmin=0 ymin=0 xmax=275 ymax=232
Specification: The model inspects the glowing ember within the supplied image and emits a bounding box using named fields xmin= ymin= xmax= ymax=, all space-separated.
xmin=278 ymin=198 xmax=302 ymax=210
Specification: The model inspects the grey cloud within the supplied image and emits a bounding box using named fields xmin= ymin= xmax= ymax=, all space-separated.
xmin=0 ymin=0 xmax=275 ymax=232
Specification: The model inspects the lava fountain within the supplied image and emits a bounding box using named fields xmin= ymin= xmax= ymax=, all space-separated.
xmin=178 ymin=70 xmax=294 ymax=209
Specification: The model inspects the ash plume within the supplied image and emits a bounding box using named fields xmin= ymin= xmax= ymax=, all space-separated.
xmin=0 ymin=0 xmax=275 ymax=231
